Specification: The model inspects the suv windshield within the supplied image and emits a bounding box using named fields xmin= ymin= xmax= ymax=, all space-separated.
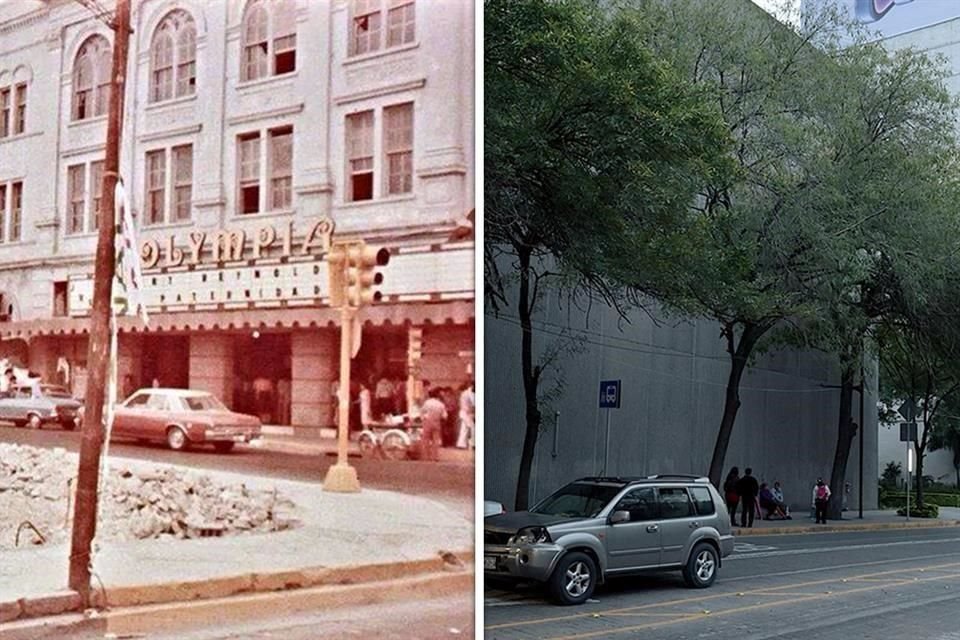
xmin=182 ymin=395 xmax=226 ymax=411
xmin=530 ymin=482 xmax=623 ymax=518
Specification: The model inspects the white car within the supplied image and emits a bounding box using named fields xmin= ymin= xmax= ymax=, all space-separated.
xmin=485 ymin=500 xmax=505 ymax=517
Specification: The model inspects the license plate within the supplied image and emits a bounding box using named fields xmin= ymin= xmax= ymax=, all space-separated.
xmin=484 ymin=556 xmax=497 ymax=571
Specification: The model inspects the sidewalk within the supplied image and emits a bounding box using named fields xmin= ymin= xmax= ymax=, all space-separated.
xmin=734 ymin=507 xmax=960 ymax=535
xmin=253 ymin=426 xmax=476 ymax=464
xmin=0 ymin=456 xmax=473 ymax=630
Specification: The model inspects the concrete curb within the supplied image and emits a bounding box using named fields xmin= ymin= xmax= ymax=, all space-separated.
xmin=251 ymin=438 xmax=476 ymax=464
xmin=0 ymin=548 xmax=474 ymax=627
xmin=0 ymin=568 xmax=474 ymax=640
xmin=735 ymin=519 xmax=960 ymax=536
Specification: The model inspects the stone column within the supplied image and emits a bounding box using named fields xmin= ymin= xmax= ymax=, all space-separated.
xmin=291 ymin=329 xmax=337 ymax=429
xmin=188 ymin=333 xmax=234 ymax=405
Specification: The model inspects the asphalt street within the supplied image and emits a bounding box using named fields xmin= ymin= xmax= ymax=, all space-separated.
xmin=0 ymin=427 xmax=473 ymax=516
xmin=484 ymin=526 xmax=960 ymax=640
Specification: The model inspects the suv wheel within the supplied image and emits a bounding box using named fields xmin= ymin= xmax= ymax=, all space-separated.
xmin=682 ymin=542 xmax=718 ymax=588
xmin=549 ymin=551 xmax=597 ymax=605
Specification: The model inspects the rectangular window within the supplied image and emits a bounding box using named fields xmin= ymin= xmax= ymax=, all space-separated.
xmin=0 ymin=184 xmax=5 ymax=244
xmin=0 ymin=88 xmax=9 ymax=139
xmin=273 ymin=5 xmax=297 ymax=75
xmin=90 ymin=161 xmax=103 ymax=231
xmin=346 ymin=110 xmax=374 ymax=202
xmin=145 ymin=150 xmax=166 ymax=225
xmin=386 ymin=0 xmax=415 ymax=48
xmin=351 ymin=0 xmax=382 ymax=56
xmin=13 ymin=84 xmax=26 ymax=135
xmin=269 ymin=127 xmax=293 ymax=210
xmin=384 ymin=103 xmax=413 ymax=195
xmin=9 ymin=181 xmax=21 ymax=242
xmin=239 ymin=133 xmax=261 ymax=214
xmin=172 ymin=144 xmax=193 ymax=221
xmin=53 ymin=281 xmax=69 ymax=317
xmin=67 ymin=164 xmax=86 ymax=235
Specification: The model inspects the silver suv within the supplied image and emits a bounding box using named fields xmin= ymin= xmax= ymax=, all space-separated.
xmin=484 ymin=475 xmax=734 ymax=605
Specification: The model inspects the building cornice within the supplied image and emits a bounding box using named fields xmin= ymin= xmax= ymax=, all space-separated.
xmin=0 ymin=7 xmax=49 ymax=37
xmin=334 ymin=78 xmax=426 ymax=106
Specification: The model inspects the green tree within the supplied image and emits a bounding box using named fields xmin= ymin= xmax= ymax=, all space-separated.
xmin=485 ymin=0 xmax=732 ymax=509
xmin=929 ymin=400 xmax=960 ymax=489
xmin=878 ymin=281 xmax=960 ymax=508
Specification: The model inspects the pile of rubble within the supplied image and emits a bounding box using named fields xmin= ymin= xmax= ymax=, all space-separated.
xmin=0 ymin=443 xmax=298 ymax=550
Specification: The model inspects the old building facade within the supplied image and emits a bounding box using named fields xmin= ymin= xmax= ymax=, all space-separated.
xmin=0 ymin=0 xmax=474 ymax=429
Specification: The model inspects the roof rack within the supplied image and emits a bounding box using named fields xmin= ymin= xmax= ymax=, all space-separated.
xmin=644 ymin=474 xmax=711 ymax=483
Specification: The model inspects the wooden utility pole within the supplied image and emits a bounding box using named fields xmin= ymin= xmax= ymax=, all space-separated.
xmin=68 ymin=0 xmax=130 ymax=605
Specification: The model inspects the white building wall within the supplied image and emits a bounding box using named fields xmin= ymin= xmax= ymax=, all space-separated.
xmin=0 ymin=0 xmax=474 ymax=323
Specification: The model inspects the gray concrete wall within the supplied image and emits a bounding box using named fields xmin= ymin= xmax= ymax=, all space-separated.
xmin=484 ymin=291 xmax=879 ymax=515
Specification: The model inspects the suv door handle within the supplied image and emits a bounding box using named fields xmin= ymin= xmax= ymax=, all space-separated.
xmin=646 ymin=525 xmax=659 ymax=533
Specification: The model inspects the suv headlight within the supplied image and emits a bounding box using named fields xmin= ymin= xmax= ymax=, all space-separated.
xmin=509 ymin=526 xmax=552 ymax=545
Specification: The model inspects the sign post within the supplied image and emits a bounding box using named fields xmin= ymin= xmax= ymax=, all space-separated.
xmin=598 ymin=380 xmax=621 ymax=475
xmin=899 ymin=416 xmax=917 ymax=521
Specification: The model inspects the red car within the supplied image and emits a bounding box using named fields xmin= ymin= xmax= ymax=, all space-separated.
xmin=112 ymin=388 xmax=261 ymax=452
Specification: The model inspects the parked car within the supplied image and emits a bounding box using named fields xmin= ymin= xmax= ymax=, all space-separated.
xmin=0 ymin=383 xmax=82 ymax=430
xmin=484 ymin=475 xmax=734 ymax=605
xmin=112 ymin=388 xmax=261 ymax=453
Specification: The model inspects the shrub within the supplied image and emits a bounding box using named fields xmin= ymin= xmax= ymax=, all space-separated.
xmin=896 ymin=503 xmax=939 ymax=518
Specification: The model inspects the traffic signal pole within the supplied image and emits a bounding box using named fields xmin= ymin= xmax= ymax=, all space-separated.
xmin=68 ymin=0 xmax=130 ymax=605
xmin=325 ymin=303 xmax=361 ymax=493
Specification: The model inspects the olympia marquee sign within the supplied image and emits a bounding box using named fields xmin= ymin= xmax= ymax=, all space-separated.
xmin=139 ymin=217 xmax=334 ymax=270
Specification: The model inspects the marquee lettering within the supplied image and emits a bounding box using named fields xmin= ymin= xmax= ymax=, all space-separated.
xmin=138 ymin=218 xmax=335 ymax=270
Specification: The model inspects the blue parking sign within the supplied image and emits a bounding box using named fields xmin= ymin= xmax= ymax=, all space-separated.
xmin=599 ymin=380 xmax=621 ymax=409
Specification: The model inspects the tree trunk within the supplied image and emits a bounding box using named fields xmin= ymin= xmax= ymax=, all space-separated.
xmin=708 ymin=323 xmax=765 ymax=487
xmin=955 ymin=464 xmax=958 ymax=489
xmin=915 ymin=442 xmax=924 ymax=508
xmin=514 ymin=247 xmax=542 ymax=511
xmin=828 ymin=364 xmax=856 ymax=520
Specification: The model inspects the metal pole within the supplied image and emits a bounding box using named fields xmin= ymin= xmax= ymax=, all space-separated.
xmin=68 ymin=0 xmax=129 ymax=606
xmin=324 ymin=305 xmax=360 ymax=492
xmin=859 ymin=364 xmax=865 ymax=519
xmin=906 ymin=442 xmax=911 ymax=522
xmin=551 ymin=410 xmax=560 ymax=458
xmin=602 ymin=410 xmax=611 ymax=475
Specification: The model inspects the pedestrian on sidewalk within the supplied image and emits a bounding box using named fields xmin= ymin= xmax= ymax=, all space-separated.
xmin=735 ymin=468 xmax=760 ymax=528
xmin=456 ymin=380 xmax=475 ymax=449
xmin=724 ymin=467 xmax=741 ymax=522
xmin=420 ymin=388 xmax=448 ymax=462
xmin=814 ymin=478 xmax=831 ymax=524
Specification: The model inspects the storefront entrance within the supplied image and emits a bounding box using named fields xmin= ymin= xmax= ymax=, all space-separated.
xmin=232 ymin=332 xmax=292 ymax=425
xmin=141 ymin=335 xmax=189 ymax=390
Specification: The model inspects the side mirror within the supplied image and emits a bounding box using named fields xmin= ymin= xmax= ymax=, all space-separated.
xmin=610 ymin=510 xmax=630 ymax=525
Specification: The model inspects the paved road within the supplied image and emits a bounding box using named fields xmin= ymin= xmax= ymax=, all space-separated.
xmin=484 ymin=527 xmax=960 ymax=639
xmin=0 ymin=427 xmax=473 ymax=516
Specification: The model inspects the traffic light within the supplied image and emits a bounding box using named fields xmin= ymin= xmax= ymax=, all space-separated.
xmin=346 ymin=243 xmax=390 ymax=307
xmin=326 ymin=244 xmax=347 ymax=308
xmin=408 ymin=327 xmax=423 ymax=369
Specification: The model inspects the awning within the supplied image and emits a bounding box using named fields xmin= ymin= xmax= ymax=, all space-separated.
xmin=0 ymin=300 xmax=474 ymax=340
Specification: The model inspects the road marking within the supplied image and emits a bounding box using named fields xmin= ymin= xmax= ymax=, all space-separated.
xmin=726 ymin=536 xmax=960 ymax=560
xmin=484 ymin=560 xmax=960 ymax=631
xmin=733 ymin=542 xmax=778 ymax=553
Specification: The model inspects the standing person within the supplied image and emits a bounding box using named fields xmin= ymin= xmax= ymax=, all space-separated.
xmin=723 ymin=467 xmax=741 ymax=522
xmin=456 ymin=380 xmax=475 ymax=449
xmin=735 ymin=468 xmax=760 ymax=528
xmin=1 ymin=368 xmax=16 ymax=395
xmin=359 ymin=379 xmax=374 ymax=430
xmin=420 ymin=389 xmax=448 ymax=462
xmin=814 ymin=478 xmax=831 ymax=524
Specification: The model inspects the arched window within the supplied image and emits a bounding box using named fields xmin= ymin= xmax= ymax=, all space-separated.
xmin=241 ymin=0 xmax=296 ymax=82
xmin=72 ymin=35 xmax=111 ymax=121
xmin=150 ymin=10 xmax=197 ymax=103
